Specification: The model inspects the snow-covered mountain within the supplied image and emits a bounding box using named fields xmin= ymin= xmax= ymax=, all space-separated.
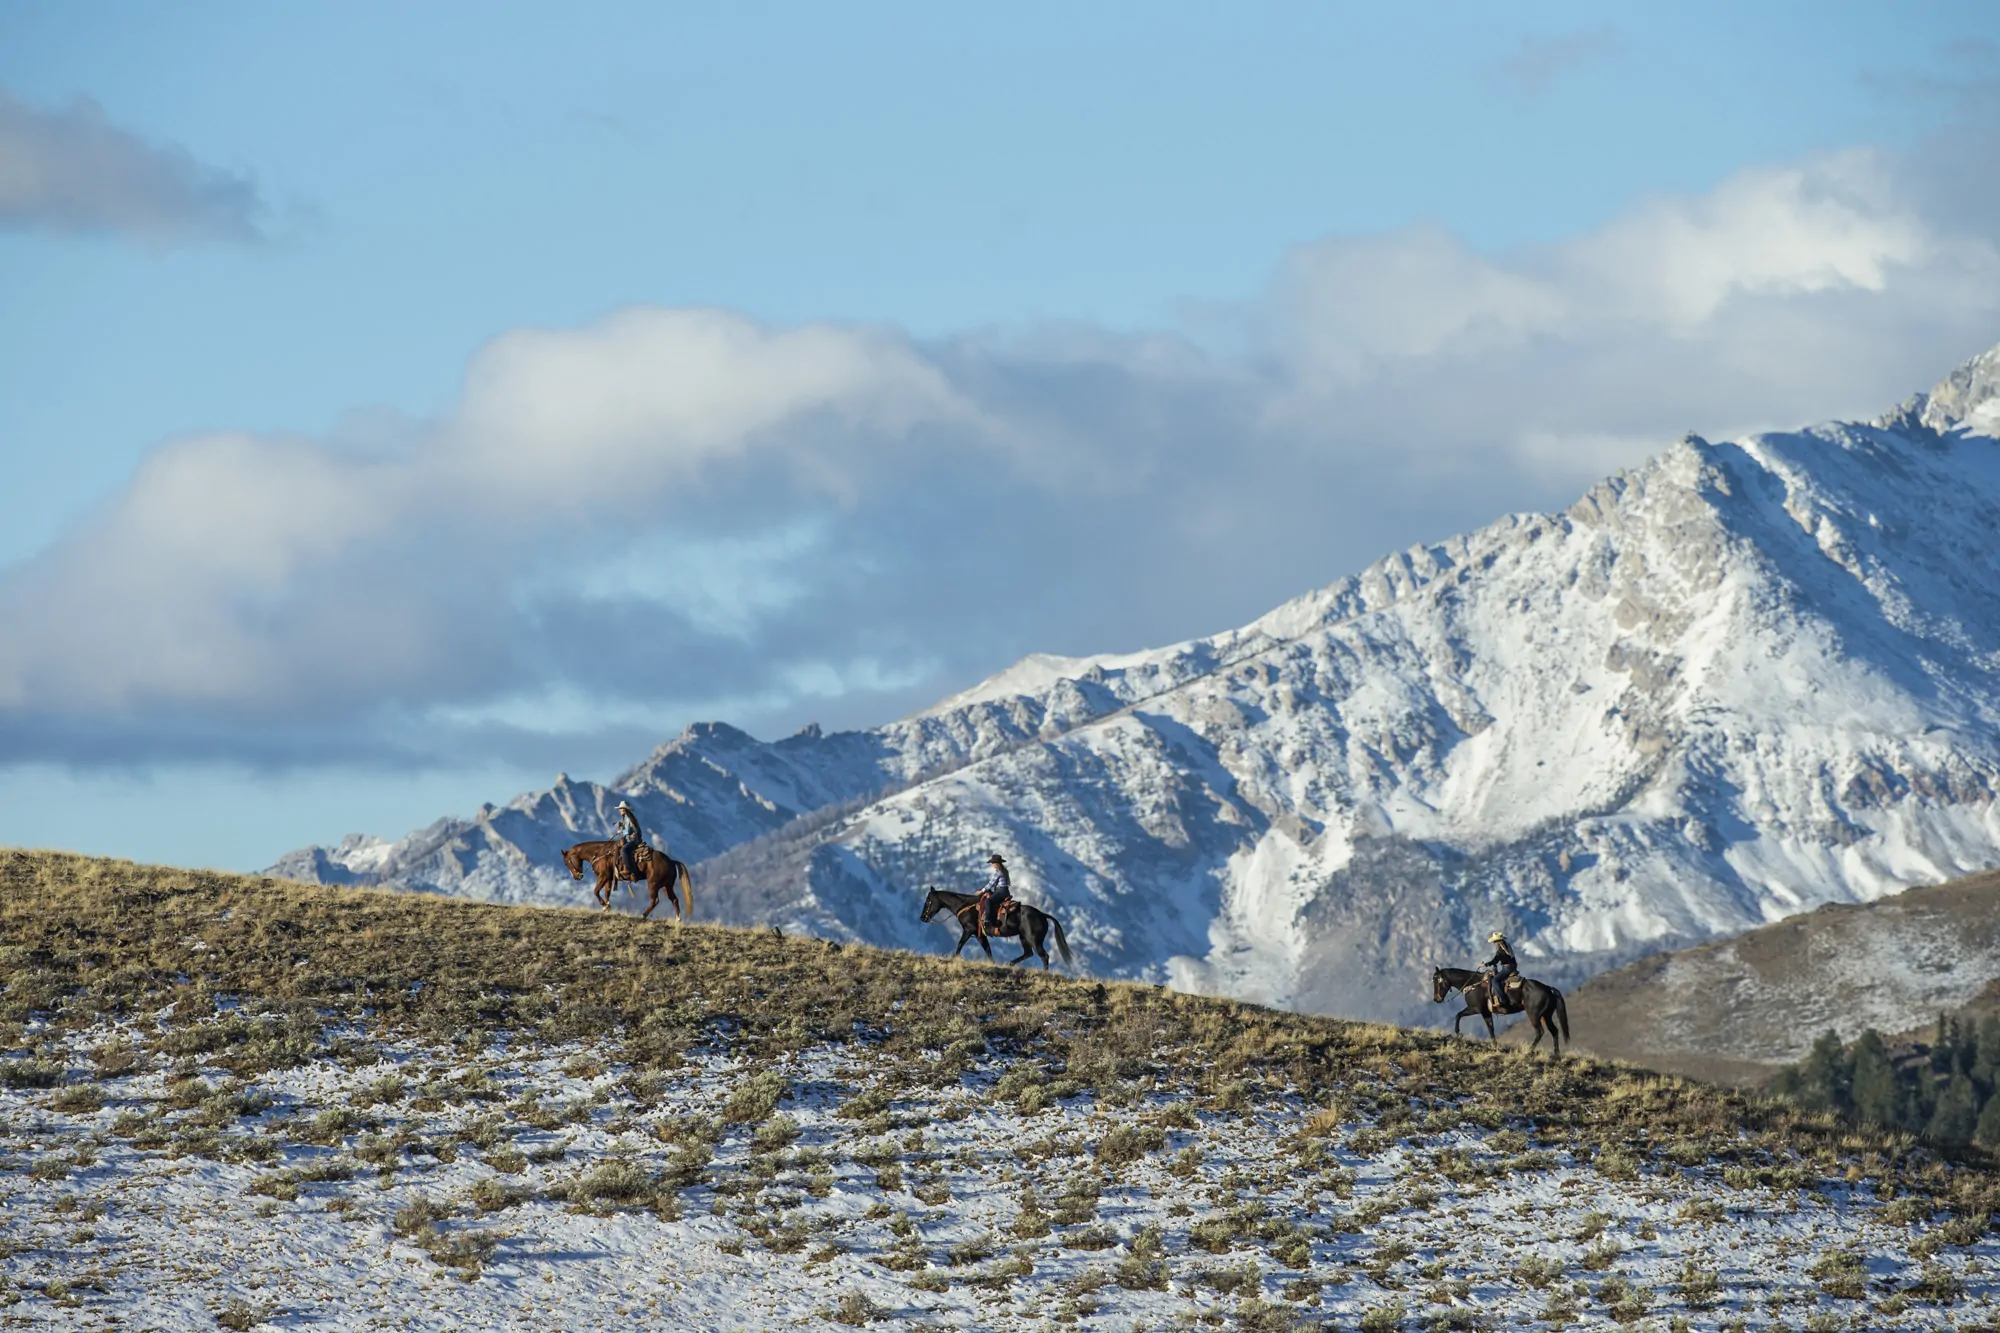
xmin=273 ymin=345 xmax=2000 ymax=1024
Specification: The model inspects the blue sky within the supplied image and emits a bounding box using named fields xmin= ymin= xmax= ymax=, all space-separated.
xmin=3 ymin=2 xmax=1999 ymax=870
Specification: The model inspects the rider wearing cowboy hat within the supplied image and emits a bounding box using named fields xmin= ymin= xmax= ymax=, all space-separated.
xmin=613 ymin=800 xmax=645 ymax=879
xmin=979 ymin=852 xmax=1013 ymax=937
xmin=1483 ymin=931 xmax=1519 ymax=1008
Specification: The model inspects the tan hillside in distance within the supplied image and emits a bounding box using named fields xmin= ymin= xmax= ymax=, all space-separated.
xmin=1518 ymin=869 xmax=2000 ymax=1085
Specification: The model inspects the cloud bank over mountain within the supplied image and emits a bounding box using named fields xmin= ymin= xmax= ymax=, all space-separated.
xmin=3 ymin=133 xmax=1998 ymax=772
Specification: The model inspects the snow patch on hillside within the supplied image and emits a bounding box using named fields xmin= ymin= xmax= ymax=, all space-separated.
xmin=4 ymin=1018 xmax=1991 ymax=1330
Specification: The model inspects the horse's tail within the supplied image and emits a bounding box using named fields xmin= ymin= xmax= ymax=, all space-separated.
xmin=678 ymin=860 xmax=694 ymax=919
xmin=1554 ymin=987 xmax=1570 ymax=1041
xmin=1049 ymin=912 xmax=1072 ymax=965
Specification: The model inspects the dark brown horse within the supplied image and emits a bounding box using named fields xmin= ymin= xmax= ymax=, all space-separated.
xmin=1432 ymin=965 xmax=1569 ymax=1056
xmin=562 ymin=840 xmax=693 ymax=921
xmin=919 ymin=887 xmax=1072 ymax=970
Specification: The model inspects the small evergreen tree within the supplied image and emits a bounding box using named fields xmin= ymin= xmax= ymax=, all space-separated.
xmin=1793 ymin=1030 xmax=1852 ymax=1115
xmin=1904 ymin=1060 xmax=1940 ymax=1133
xmin=1975 ymin=1087 xmax=2000 ymax=1149
xmin=1974 ymin=1014 xmax=2000 ymax=1095
xmin=1931 ymin=1014 xmax=1962 ymax=1078
xmin=1850 ymin=1030 xmax=1899 ymax=1128
xmin=1928 ymin=1071 xmax=1979 ymax=1144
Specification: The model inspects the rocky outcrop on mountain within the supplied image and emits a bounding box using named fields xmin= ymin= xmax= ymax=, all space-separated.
xmin=275 ymin=347 xmax=2000 ymax=1025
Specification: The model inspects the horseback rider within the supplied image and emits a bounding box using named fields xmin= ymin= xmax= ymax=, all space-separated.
xmin=978 ymin=853 xmax=1013 ymax=937
xmin=1483 ymin=931 xmax=1519 ymax=1009
xmin=613 ymin=800 xmax=645 ymax=879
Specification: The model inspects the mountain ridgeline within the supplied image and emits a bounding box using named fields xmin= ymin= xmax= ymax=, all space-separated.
xmin=274 ymin=346 xmax=2000 ymax=1026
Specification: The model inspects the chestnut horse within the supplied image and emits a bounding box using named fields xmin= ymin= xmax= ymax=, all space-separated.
xmin=561 ymin=840 xmax=693 ymax=922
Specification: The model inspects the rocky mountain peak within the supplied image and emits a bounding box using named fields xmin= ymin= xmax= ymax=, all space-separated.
xmin=1906 ymin=341 xmax=2000 ymax=438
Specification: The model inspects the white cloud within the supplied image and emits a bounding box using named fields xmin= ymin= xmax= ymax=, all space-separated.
xmin=449 ymin=308 xmax=990 ymax=503
xmin=2 ymin=136 xmax=1998 ymax=769
xmin=1275 ymin=151 xmax=1952 ymax=373
xmin=0 ymin=89 xmax=265 ymax=244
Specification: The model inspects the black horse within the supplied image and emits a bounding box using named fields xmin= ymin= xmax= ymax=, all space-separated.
xmin=1432 ymin=965 xmax=1570 ymax=1056
xmin=920 ymin=887 xmax=1073 ymax=970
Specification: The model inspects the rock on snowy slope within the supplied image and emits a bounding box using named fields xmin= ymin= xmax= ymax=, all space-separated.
xmin=273 ymin=345 xmax=2000 ymax=1025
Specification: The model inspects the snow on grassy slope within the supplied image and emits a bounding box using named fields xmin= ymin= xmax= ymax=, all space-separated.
xmin=7 ymin=1018 xmax=2000 ymax=1331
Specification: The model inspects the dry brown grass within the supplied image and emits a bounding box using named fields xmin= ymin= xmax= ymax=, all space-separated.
xmin=3 ymin=847 xmax=1997 ymax=1209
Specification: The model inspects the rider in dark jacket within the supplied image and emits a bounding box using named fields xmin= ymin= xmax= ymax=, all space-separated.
xmin=613 ymin=800 xmax=644 ymax=878
xmin=979 ymin=853 xmax=1013 ymax=935
xmin=1483 ymin=932 xmax=1519 ymax=1006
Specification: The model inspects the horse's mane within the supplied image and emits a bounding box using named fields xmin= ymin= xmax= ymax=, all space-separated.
xmin=924 ymin=886 xmax=980 ymax=904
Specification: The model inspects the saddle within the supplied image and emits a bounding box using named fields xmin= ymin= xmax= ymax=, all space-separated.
xmin=965 ymin=895 xmax=1019 ymax=934
xmin=1488 ymin=973 xmax=1524 ymax=1012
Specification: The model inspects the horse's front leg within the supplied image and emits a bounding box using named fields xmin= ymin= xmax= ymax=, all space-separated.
xmin=1482 ymin=1003 xmax=1497 ymax=1040
xmin=1454 ymin=1004 xmax=1470 ymax=1037
xmin=953 ymin=928 xmax=972 ymax=958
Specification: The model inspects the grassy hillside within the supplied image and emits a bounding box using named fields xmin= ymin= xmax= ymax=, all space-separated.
xmin=5 ymin=849 xmax=2000 ymax=1328
xmin=0 ymin=849 xmax=1943 ymax=1168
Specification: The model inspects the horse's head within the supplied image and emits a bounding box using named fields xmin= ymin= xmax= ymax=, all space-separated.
xmin=919 ymin=887 xmax=942 ymax=922
xmin=1431 ymin=966 xmax=1450 ymax=1004
xmin=561 ymin=846 xmax=584 ymax=880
